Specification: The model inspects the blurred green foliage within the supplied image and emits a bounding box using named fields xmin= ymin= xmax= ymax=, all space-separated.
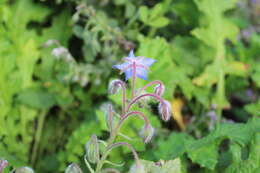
xmin=0 ymin=0 xmax=259 ymax=172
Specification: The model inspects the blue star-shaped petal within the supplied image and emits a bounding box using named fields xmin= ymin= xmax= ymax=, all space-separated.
xmin=113 ymin=50 xmax=156 ymax=80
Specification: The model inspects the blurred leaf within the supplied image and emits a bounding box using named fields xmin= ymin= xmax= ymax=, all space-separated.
xmin=155 ymin=133 xmax=189 ymax=160
xmin=17 ymin=88 xmax=56 ymax=109
xmin=225 ymin=61 xmax=248 ymax=76
xmin=130 ymin=158 xmax=182 ymax=173
xmin=244 ymin=99 xmax=260 ymax=116
xmin=224 ymin=133 xmax=260 ymax=173
xmin=171 ymin=98 xmax=185 ymax=130
xmin=139 ymin=3 xmax=170 ymax=28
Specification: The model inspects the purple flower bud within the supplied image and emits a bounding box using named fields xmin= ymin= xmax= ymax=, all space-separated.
xmin=154 ymin=84 xmax=165 ymax=96
xmin=158 ymin=100 xmax=172 ymax=122
xmin=139 ymin=124 xmax=155 ymax=143
xmin=0 ymin=160 xmax=8 ymax=172
xmin=65 ymin=163 xmax=83 ymax=173
xmin=15 ymin=167 xmax=34 ymax=173
xmin=108 ymin=79 xmax=123 ymax=94
xmin=85 ymin=134 xmax=100 ymax=164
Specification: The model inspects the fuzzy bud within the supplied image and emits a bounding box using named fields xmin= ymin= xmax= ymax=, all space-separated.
xmin=85 ymin=134 xmax=100 ymax=164
xmin=105 ymin=104 xmax=114 ymax=132
xmin=51 ymin=47 xmax=67 ymax=58
xmin=0 ymin=159 xmax=8 ymax=172
xmin=129 ymin=162 xmax=145 ymax=173
xmin=139 ymin=125 xmax=155 ymax=143
xmin=43 ymin=39 xmax=55 ymax=47
xmin=158 ymin=100 xmax=172 ymax=122
xmin=15 ymin=167 xmax=34 ymax=173
xmin=65 ymin=163 xmax=83 ymax=173
xmin=108 ymin=80 xmax=123 ymax=94
xmin=154 ymin=84 xmax=165 ymax=96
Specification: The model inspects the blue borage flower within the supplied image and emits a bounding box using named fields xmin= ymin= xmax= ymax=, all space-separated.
xmin=113 ymin=50 xmax=156 ymax=80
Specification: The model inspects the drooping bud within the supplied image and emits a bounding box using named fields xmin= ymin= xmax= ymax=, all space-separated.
xmin=101 ymin=103 xmax=115 ymax=132
xmin=108 ymin=79 xmax=123 ymax=94
xmin=105 ymin=104 xmax=114 ymax=132
xmin=154 ymin=84 xmax=165 ymax=96
xmin=129 ymin=162 xmax=145 ymax=173
xmin=85 ymin=134 xmax=100 ymax=164
xmin=65 ymin=163 xmax=83 ymax=173
xmin=51 ymin=47 xmax=67 ymax=58
xmin=15 ymin=167 xmax=34 ymax=173
xmin=158 ymin=100 xmax=172 ymax=122
xmin=139 ymin=124 xmax=155 ymax=143
xmin=0 ymin=159 xmax=8 ymax=173
xmin=43 ymin=39 xmax=55 ymax=47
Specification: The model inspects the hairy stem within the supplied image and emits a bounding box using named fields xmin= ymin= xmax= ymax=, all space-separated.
xmin=106 ymin=142 xmax=140 ymax=164
xmin=116 ymin=80 xmax=127 ymax=114
xmin=119 ymin=111 xmax=150 ymax=130
xmin=132 ymin=62 xmax=137 ymax=98
xmin=127 ymin=93 xmax=165 ymax=112
xmin=139 ymin=80 xmax=163 ymax=94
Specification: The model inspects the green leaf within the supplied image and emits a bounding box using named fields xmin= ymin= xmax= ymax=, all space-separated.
xmin=155 ymin=133 xmax=190 ymax=160
xmin=130 ymin=158 xmax=182 ymax=173
xmin=224 ymin=133 xmax=260 ymax=173
xmin=187 ymin=139 xmax=218 ymax=170
xmin=244 ymin=99 xmax=260 ymax=116
xmin=186 ymin=118 xmax=260 ymax=170
xmin=148 ymin=17 xmax=169 ymax=28
xmin=139 ymin=6 xmax=149 ymax=23
xmin=17 ymin=88 xmax=56 ymax=109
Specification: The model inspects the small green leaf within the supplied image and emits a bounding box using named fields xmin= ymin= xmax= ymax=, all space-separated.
xmin=139 ymin=6 xmax=149 ymax=22
xmin=148 ymin=17 xmax=170 ymax=28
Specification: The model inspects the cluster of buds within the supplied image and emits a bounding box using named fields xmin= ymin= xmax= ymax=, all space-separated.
xmin=67 ymin=50 xmax=172 ymax=173
xmin=43 ymin=40 xmax=102 ymax=87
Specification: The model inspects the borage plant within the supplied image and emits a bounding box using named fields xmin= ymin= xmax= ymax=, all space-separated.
xmin=66 ymin=50 xmax=172 ymax=173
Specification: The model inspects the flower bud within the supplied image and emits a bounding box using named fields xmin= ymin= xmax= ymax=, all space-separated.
xmin=139 ymin=125 xmax=155 ymax=143
xmin=0 ymin=159 xmax=8 ymax=172
xmin=15 ymin=167 xmax=34 ymax=173
xmin=158 ymin=100 xmax=172 ymax=122
xmin=51 ymin=47 xmax=67 ymax=58
xmin=85 ymin=134 xmax=100 ymax=164
xmin=43 ymin=39 xmax=55 ymax=47
xmin=129 ymin=162 xmax=145 ymax=173
xmin=65 ymin=163 xmax=83 ymax=173
xmin=154 ymin=84 xmax=165 ymax=96
xmin=108 ymin=80 xmax=122 ymax=94
xmin=105 ymin=104 xmax=114 ymax=132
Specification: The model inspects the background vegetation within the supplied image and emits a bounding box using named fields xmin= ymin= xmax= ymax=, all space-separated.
xmin=0 ymin=0 xmax=259 ymax=172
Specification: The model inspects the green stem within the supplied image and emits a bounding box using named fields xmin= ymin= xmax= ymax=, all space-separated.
xmin=95 ymin=127 xmax=119 ymax=172
xmin=31 ymin=110 xmax=47 ymax=166
xmin=132 ymin=62 xmax=136 ymax=98
xmin=148 ymin=27 xmax=157 ymax=37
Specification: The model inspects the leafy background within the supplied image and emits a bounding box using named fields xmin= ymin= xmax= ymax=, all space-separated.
xmin=0 ymin=0 xmax=259 ymax=172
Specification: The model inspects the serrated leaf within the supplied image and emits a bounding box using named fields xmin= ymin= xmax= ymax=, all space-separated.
xmin=224 ymin=133 xmax=260 ymax=173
